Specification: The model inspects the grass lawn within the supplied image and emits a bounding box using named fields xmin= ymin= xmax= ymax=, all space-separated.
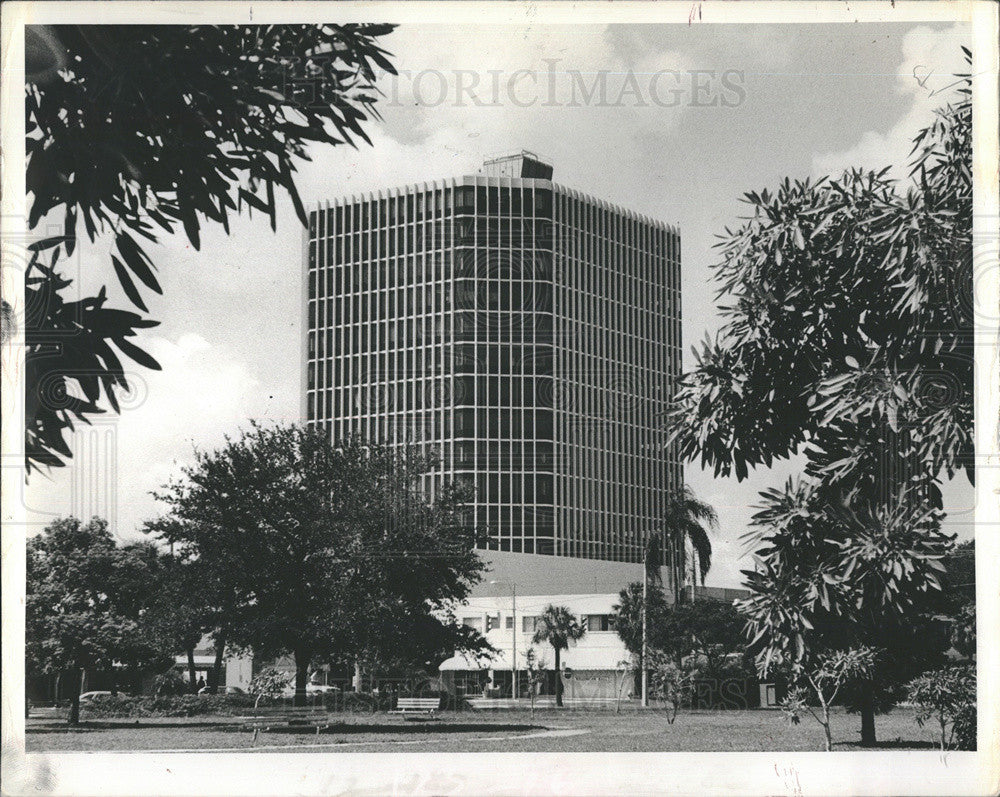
xmin=24 ymin=706 xmax=940 ymax=753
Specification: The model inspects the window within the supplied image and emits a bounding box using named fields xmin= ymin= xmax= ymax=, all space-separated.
xmin=534 ymin=189 xmax=552 ymax=217
xmin=455 ymin=186 xmax=475 ymax=213
xmin=585 ymin=615 xmax=614 ymax=632
xmin=521 ymin=616 xmax=539 ymax=633
xmin=455 ymin=408 xmax=475 ymax=436
xmin=462 ymin=616 xmax=483 ymax=632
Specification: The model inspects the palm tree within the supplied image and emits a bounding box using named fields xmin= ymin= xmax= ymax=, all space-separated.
xmin=662 ymin=485 xmax=718 ymax=602
xmin=532 ymin=605 xmax=586 ymax=707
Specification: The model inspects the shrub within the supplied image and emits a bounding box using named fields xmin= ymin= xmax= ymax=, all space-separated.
xmin=145 ymin=695 xmax=209 ymax=717
xmin=782 ymin=647 xmax=879 ymax=752
xmin=952 ymin=702 xmax=976 ymax=751
xmin=906 ymin=665 xmax=976 ymax=750
xmin=79 ymin=694 xmax=152 ymax=718
xmin=647 ymin=653 xmax=694 ymax=724
xmin=151 ymin=670 xmax=191 ymax=697
xmin=79 ymin=692 xmax=259 ymax=719
xmin=248 ymin=667 xmax=290 ymax=708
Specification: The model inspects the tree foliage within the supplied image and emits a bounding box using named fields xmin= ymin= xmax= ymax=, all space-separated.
xmin=26 ymin=517 xmax=174 ymax=723
xmin=659 ymin=600 xmax=751 ymax=677
xmin=153 ymin=424 xmax=488 ymax=705
xmin=248 ymin=667 xmax=291 ymax=709
xmin=667 ymin=60 xmax=972 ymax=496
xmin=738 ymin=478 xmax=954 ymax=674
xmin=736 ymin=477 xmax=954 ymax=739
xmin=612 ymin=581 xmax=672 ymax=662
xmin=646 ymin=651 xmax=694 ymax=724
xmin=24 ymin=262 xmax=161 ymax=471
xmin=23 ymin=24 xmax=396 ymax=473
xmin=532 ymin=605 xmax=586 ymax=707
xmin=782 ymin=646 xmax=879 ymax=752
xmin=661 ymin=485 xmax=717 ymax=598
xmin=906 ymin=665 xmax=976 ymax=750
xmin=668 ymin=56 xmax=972 ymax=745
xmin=143 ymin=516 xmax=242 ymax=691
xmin=522 ymin=648 xmax=547 ymax=718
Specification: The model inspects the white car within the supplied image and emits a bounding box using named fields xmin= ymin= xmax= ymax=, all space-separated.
xmin=280 ymin=683 xmax=340 ymax=697
xmin=79 ymin=691 xmax=124 ymax=702
xmin=306 ymin=684 xmax=341 ymax=694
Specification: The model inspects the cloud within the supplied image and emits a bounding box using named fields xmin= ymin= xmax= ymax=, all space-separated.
xmin=291 ymin=24 xmax=701 ymax=215
xmin=24 ymin=332 xmax=277 ymax=539
xmin=811 ymin=24 xmax=969 ymax=180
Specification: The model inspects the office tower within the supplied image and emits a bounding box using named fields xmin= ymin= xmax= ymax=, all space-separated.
xmin=303 ymin=152 xmax=681 ymax=568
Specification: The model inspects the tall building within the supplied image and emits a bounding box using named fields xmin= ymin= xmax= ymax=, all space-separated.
xmin=302 ymin=152 xmax=681 ymax=576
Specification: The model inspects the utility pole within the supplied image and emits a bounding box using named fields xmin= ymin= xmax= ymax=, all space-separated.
xmin=512 ymin=583 xmax=518 ymax=700
xmin=641 ymin=546 xmax=649 ymax=707
xmin=491 ymin=579 xmax=517 ymax=700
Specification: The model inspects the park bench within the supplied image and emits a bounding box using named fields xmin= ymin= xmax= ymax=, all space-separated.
xmin=239 ymin=704 xmax=332 ymax=743
xmin=389 ymin=697 xmax=440 ymax=718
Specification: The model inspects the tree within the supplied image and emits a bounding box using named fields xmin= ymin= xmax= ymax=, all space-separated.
xmin=154 ymin=424 xmax=488 ymax=707
xmin=352 ymin=610 xmax=494 ymax=683
xmin=138 ymin=536 xmax=209 ymax=692
xmin=612 ymin=580 xmax=671 ymax=684
xmin=532 ymin=605 xmax=586 ymax=707
xmin=646 ymin=650 xmax=693 ymax=725
xmin=248 ymin=667 xmax=291 ymax=710
xmin=614 ymin=658 xmax=633 ymax=714
xmin=662 ymin=485 xmax=718 ymax=601
xmin=144 ymin=516 xmax=243 ymax=693
xmin=668 ymin=60 xmax=972 ymax=746
xmin=948 ymin=603 xmax=976 ymax=660
xmin=24 ymin=24 xmax=396 ymax=474
xmin=738 ymin=478 xmax=954 ymax=744
xmin=782 ymin=647 xmax=878 ymax=752
xmin=26 ymin=517 xmax=173 ymax=724
xmin=523 ymin=648 xmax=547 ymax=718
xmin=906 ymin=665 xmax=976 ymax=750
xmin=935 ymin=540 xmax=975 ymax=659
xmin=938 ymin=540 xmax=976 ymax=613
xmin=659 ymin=600 xmax=751 ymax=677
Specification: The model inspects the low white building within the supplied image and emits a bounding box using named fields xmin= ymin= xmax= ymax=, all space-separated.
xmin=172 ymin=636 xmax=254 ymax=692
xmin=439 ymin=591 xmax=632 ymax=702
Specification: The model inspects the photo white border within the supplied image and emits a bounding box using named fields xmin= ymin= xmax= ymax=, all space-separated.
xmin=2 ymin=2 xmax=997 ymax=794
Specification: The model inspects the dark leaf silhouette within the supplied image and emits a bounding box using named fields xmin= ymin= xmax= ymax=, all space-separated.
xmin=24 ymin=24 xmax=396 ymax=474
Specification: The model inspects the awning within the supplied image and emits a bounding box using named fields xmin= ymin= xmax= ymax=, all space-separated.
xmin=438 ymin=652 xmax=497 ymax=671
xmin=438 ymin=651 xmax=515 ymax=671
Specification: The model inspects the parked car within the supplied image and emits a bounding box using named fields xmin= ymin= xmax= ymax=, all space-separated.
xmin=279 ymin=682 xmax=341 ymax=697
xmin=79 ymin=691 xmax=126 ymax=702
xmin=306 ymin=684 xmax=341 ymax=694
xmin=197 ymin=685 xmax=246 ymax=695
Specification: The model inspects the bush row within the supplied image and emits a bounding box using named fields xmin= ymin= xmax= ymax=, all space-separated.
xmin=77 ymin=691 xmax=447 ymax=718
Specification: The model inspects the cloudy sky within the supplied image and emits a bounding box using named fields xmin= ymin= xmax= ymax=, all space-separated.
xmin=25 ymin=21 xmax=974 ymax=587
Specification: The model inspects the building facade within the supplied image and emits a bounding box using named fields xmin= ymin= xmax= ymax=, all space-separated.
xmin=303 ymin=152 xmax=681 ymax=571
xmin=438 ymin=591 xmax=630 ymax=702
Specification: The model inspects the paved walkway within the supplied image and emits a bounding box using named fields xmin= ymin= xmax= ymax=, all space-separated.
xmin=85 ymin=727 xmax=592 ymax=754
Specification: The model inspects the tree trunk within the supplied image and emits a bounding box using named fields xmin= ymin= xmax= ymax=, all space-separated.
xmin=859 ymin=680 xmax=876 ymax=747
xmin=940 ymin=717 xmax=948 ymax=751
xmin=211 ymin=634 xmax=226 ymax=694
xmin=67 ymin=668 xmax=82 ymax=726
xmin=554 ymin=648 xmax=563 ymax=707
xmin=822 ymin=705 xmax=833 ymax=752
xmin=186 ymin=648 xmax=198 ymax=692
xmin=294 ymin=652 xmax=311 ymax=708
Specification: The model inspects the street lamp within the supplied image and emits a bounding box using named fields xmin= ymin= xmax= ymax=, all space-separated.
xmin=490 ymin=579 xmax=517 ymax=699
